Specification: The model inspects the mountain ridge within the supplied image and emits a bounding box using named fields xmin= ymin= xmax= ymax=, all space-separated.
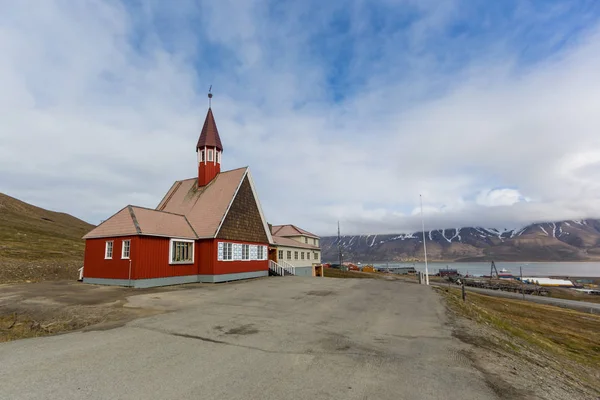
xmin=321 ymin=219 xmax=600 ymax=262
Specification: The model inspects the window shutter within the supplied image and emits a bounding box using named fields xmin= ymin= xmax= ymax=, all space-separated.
xmin=218 ymin=242 xmax=224 ymax=261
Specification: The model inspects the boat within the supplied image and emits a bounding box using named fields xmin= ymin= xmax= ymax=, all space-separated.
xmin=498 ymin=268 xmax=514 ymax=279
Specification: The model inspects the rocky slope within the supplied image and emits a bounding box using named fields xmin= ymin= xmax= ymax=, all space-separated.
xmin=321 ymin=219 xmax=600 ymax=262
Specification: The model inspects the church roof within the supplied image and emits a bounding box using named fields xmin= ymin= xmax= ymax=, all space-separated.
xmin=84 ymin=167 xmax=273 ymax=243
xmin=157 ymin=167 xmax=248 ymax=238
xmin=196 ymin=108 xmax=223 ymax=151
xmin=83 ymin=206 xmax=196 ymax=239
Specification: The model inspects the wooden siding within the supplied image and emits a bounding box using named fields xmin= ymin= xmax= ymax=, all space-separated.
xmin=85 ymin=237 xmax=267 ymax=281
xmin=198 ymin=161 xmax=220 ymax=187
xmin=216 ymin=176 xmax=268 ymax=243
xmin=83 ymin=236 xmax=137 ymax=279
xmin=135 ymin=236 xmax=197 ymax=279
xmin=211 ymin=239 xmax=269 ymax=275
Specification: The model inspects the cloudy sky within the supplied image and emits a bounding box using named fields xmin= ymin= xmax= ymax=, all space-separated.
xmin=2 ymin=0 xmax=600 ymax=235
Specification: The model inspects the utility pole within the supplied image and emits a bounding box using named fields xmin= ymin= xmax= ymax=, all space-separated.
xmin=520 ymin=266 xmax=525 ymax=300
xmin=420 ymin=195 xmax=429 ymax=285
xmin=337 ymin=221 xmax=343 ymax=269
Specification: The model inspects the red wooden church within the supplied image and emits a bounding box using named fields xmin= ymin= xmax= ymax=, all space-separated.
xmin=82 ymin=102 xmax=273 ymax=288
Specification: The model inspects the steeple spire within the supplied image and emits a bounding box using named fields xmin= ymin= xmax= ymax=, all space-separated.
xmin=196 ymin=88 xmax=223 ymax=187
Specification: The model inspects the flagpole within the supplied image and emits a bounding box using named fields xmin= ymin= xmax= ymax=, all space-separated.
xmin=420 ymin=194 xmax=429 ymax=285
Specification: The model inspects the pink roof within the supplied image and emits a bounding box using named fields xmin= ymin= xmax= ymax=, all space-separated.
xmin=272 ymin=235 xmax=319 ymax=250
xmin=157 ymin=167 xmax=248 ymax=238
xmin=271 ymin=224 xmax=319 ymax=238
xmin=83 ymin=207 xmax=138 ymax=239
xmin=131 ymin=207 xmax=196 ymax=239
xmin=83 ymin=206 xmax=197 ymax=239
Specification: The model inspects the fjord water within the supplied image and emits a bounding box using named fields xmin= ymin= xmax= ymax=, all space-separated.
xmin=373 ymin=262 xmax=600 ymax=277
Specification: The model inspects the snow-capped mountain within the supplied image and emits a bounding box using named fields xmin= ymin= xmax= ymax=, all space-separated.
xmin=320 ymin=219 xmax=600 ymax=262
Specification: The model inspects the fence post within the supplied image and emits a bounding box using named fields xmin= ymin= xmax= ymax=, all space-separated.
xmin=462 ymin=282 xmax=466 ymax=302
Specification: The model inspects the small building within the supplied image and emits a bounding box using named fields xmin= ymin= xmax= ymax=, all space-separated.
xmin=439 ymin=268 xmax=459 ymax=277
xmin=396 ymin=266 xmax=417 ymax=275
xmin=270 ymin=224 xmax=321 ymax=276
xmin=82 ymin=102 xmax=273 ymax=288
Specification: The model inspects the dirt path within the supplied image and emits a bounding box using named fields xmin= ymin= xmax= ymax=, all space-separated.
xmin=0 ymin=280 xmax=213 ymax=341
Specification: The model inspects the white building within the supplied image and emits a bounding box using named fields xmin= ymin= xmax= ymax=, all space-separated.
xmin=270 ymin=224 xmax=321 ymax=276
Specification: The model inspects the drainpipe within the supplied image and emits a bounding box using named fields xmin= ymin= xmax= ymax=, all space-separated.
xmin=128 ymin=259 xmax=132 ymax=288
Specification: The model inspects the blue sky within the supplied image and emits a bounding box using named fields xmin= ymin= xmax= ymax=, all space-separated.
xmin=1 ymin=0 xmax=600 ymax=235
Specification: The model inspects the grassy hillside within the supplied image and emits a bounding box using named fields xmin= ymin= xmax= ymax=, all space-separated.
xmin=0 ymin=193 xmax=94 ymax=283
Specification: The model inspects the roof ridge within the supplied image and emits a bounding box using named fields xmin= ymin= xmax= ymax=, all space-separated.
xmin=130 ymin=204 xmax=186 ymax=217
xmin=182 ymin=215 xmax=199 ymax=239
xmin=127 ymin=205 xmax=142 ymax=234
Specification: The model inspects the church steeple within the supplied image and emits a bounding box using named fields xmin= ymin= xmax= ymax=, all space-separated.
xmin=196 ymin=89 xmax=223 ymax=187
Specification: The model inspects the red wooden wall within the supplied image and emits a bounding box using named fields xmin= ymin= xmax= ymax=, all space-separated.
xmin=205 ymin=239 xmax=269 ymax=276
xmin=83 ymin=236 xmax=137 ymax=279
xmin=134 ymin=236 xmax=197 ymax=279
xmin=84 ymin=236 xmax=269 ymax=281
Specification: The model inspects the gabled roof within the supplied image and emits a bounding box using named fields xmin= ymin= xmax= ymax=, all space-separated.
xmin=157 ymin=167 xmax=247 ymax=238
xmin=271 ymin=224 xmax=319 ymax=238
xmin=196 ymin=108 xmax=223 ymax=151
xmin=83 ymin=206 xmax=196 ymax=240
xmin=272 ymin=236 xmax=320 ymax=250
xmin=84 ymin=167 xmax=273 ymax=242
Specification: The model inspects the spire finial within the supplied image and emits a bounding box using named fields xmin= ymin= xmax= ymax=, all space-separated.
xmin=208 ymin=85 xmax=213 ymax=108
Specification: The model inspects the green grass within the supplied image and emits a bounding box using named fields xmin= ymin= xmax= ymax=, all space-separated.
xmin=440 ymin=287 xmax=600 ymax=367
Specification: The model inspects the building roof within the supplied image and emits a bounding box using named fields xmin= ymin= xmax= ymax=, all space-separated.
xmin=84 ymin=167 xmax=274 ymax=243
xmin=83 ymin=206 xmax=196 ymax=239
xmin=272 ymin=235 xmax=320 ymax=250
xmin=271 ymin=224 xmax=319 ymax=238
xmin=157 ymin=167 xmax=248 ymax=238
xmin=196 ymin=108 xmax=223 ymax=151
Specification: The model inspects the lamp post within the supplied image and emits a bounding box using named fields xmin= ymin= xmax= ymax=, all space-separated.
xmin=420 ymin=195 xmax=429 ymax=285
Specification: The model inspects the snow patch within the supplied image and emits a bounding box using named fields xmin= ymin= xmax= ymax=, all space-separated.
xmin=369 ymin=235 xmax=378 ymax=247
xmin=450 ymin=228 xmax=461 ymax=242
xmin=539 ymin=226 xmax=548 ymax=236
xmin=551 ymin=222 xmax=556 ymax=238
xmin=428 ymin=230 xmax=433 ymax=241
xmin=440 ymin=229 xmax=451 ymax=243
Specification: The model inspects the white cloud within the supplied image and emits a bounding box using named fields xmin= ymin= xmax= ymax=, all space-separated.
xmin=475 ymin=189 xmax=527 ymax=207
xmin=1 ymin=1 xmax=600 ymax=236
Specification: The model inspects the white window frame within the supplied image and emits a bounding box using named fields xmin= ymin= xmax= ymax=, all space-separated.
xmin=287 ymin=250 xmax=291 ymax=260
xmin=105 ymin=241 xmax=113 ymax=259
xmin=294 ymin=251 xmax=298 ymax=260
xmin=314 ymin=252 xmax=319 ymax=260
xmin=200 ymin=150 xmax=205 ymax=162
xmin=278 ymin=250 xmax=283 ymax=259
xmin=304 ymin=237 xmax=308 ymax=243
xmin=121 ymin=240 xmax=130 ymax=259
xmin=219 ymin=242 xmax=233 ymax=261
xmin=208 ymin=149 xmax=214 ymax=162
xmin=301 ymin=252 xmax=305 ymax=260
xmin=169 ymin=238 xmax=194 ymax=265
xmin=242 ymin=244 xmax=250 ymax=260
xmin=216 ymin=151 xmax=220 ymax=163
xmin=257 ymin=245 xmax=264 ymax=260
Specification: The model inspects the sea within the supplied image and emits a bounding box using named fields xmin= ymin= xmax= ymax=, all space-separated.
xmin=371 ymin=261 xmax=600 ymax=277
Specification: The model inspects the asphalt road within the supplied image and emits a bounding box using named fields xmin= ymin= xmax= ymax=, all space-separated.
xmin=0 ymin=278 xmax=499 ymax=400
